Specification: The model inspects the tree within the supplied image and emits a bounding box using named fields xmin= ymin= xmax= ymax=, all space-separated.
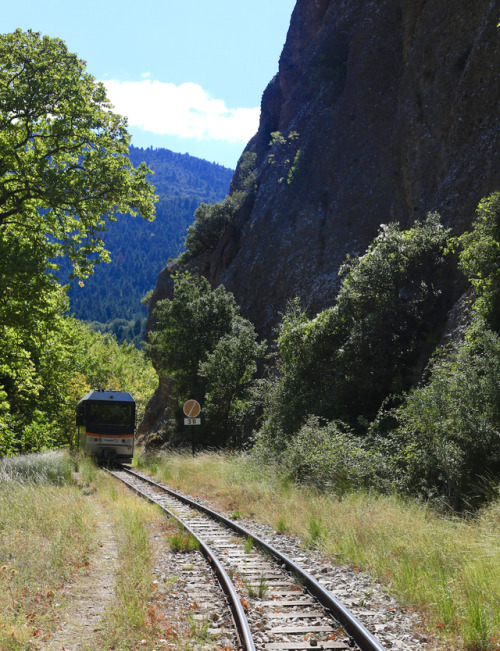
xmin=392 ymin=327 xmax=500 ymax=510
xmin=0 ymin=29 xmax=156 ymax=277
xmin=456 ymin=192 xmax=500 ymax=330
xmin=146 ymin=273 xmax=264 ymax=445
xmin=179 ymin=192 xmax=244 ymax=263
xmin=0 ymin=30 xmax=157 ymax=451
xmin=199 ymin=316 xmax=266 ymax=445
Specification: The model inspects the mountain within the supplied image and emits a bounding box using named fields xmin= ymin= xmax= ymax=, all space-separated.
xmin=64 ymin=146 xmax=233 ymax=344
xmin=148 ymin=0 xmax=499 ymax=340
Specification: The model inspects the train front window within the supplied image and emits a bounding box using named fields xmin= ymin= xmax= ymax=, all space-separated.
xmin=88 ymin=403 xmax=134 ymax=427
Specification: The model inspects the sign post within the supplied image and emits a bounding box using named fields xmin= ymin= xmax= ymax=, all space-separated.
xmin=183 ymin=399 xmax=201 ymax=456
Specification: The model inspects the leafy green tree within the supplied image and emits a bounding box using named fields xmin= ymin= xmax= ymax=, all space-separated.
xmin=392 ymin=327 xmax=500 ymax=509
xmin=0 ymin=29 xmax=157 ymax=453
xmin=0 ymin=29 xmax=156 ymax=277
xmin=456 ymin=192 xmax=500 ymax=330
xmin=0 ymin=315 xmax=157 ymax=457
xmin=388 ymin=193 xmax=500 ymax=509
xmin=179 ymin=192 xmax=244 ymax=263
xmin=146 ymin=273 xmax=264 ymax=445
xmin=262 ymin=214 xmax=451 ymax=442
xmin=68 ymin=321 xmax=157 ymax=429
xmin=199 ymin=316 xmax=266 ymax=445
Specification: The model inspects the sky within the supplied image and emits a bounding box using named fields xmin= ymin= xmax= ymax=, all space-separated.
xmin=3 ymin=0 xmax=296 ymax=169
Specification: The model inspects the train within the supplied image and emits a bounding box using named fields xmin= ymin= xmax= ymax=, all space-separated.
xmin=76 ymin=390 xmax=135 ymax=464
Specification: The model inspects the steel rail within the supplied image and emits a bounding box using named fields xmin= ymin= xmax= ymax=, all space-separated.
xmin=106 ymin=468 xmax=255 ymax=651
xmin=121 ymin=465 xmax=387 ymax=651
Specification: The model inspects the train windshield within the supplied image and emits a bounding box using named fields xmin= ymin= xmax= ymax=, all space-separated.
xmin=88 ymin=403 xmax=134 ymax=427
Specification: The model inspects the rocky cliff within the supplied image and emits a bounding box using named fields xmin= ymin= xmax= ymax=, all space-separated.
xmin=141 ymin=0 xmax=499 ymax=436
xmin=152 ymin=0 xmax=498 ymax=335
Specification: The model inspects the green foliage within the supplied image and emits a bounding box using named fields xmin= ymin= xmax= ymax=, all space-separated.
xmin=179 ymin=191 xmax=244 ymax=263
xmin=87 ymin=317 xmax=147 ymax=348
xmin=276 ymin=416 xmax=386 ymax=495
xmin=69 ymin=320 xmax=157 ymax=424
xmin=147 ymin=273 xmax=238 ymax=399
xmin=257 ymin=195 xmax=500 ymax=510
xmin=0 ymin=317 xmax=156 ymax=456
xmin=146 ymin=273 xmax=264 ymax=446
xmin=456 ymin=192 xmax=500 ymax=330
xmin=232 ymin=151 xmax=258 ymax=192
xmin=267 ymin=131 xmax=301 ymax=184
xmin=262 ymin=214 xmax=450 ymax=441
xmin=269 ymin=131 xmax=286 ymax=147
xmin=0 ymin=30 xmax=157 ymax=456
xmin=200 ymin=316 xmax=266 ymax=445
xmin=0 ymin=30 xmax=156 ymax=278
xmin=286 ymin=148 xmax=303 ymax=185
xmin=391 ymin=326 xmax=500 ymax=510
xmin=387 ymin=193 xmax=500 ymax=509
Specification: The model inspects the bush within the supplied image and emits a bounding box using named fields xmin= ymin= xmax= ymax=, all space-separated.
xmin=391 ymin=326 xmax=500 ymax=510
xmin=278 ymin=416 xmax=387 ymax=494
xmin=179 ymin=191 xmax=244 ymax=263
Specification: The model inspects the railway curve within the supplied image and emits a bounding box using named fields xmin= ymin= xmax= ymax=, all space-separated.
xmin=108 ymin=466 xmax=389 ymax=651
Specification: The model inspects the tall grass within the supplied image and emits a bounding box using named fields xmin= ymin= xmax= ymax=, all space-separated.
xmin=0 ymin=452 xmax=96 ymax=649
xmin=97 ymin=474 xmax=161 ymax=647
xmin=0 ymin=450 xmax=218 ymax=649
xmin=0 ymin=449 xmax=74 ymax=484
xmin=139 ymin=450 xmax=500 ymax=651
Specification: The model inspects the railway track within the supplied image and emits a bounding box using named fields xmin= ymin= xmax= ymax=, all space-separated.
xmin=109 ymin=466 xmax=387 ymax=651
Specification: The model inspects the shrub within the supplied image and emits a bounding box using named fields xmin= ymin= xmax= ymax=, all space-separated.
xmin=279 ymin=416 xmax=387 ymax=494
xmin=179 ymin=191 xmax=244 ymax=263
xmin=392 ymin=326 xmax=500 ymax=509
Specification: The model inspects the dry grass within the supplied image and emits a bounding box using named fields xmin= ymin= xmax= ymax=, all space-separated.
xmin=95 ymin=472 xmax=164 ymax=648
xmin=0 ymin=454 xmax=97 ymax=649
xmin=137 ymin=450 xmax=500 ymax=651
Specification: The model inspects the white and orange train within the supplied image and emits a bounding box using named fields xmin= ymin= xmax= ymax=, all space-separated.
xmin=76 ymin=390 xmax=135 ymax=464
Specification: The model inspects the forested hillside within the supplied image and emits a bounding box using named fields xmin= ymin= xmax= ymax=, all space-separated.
xmin=63 ymin=146 xmax=233 ymax=345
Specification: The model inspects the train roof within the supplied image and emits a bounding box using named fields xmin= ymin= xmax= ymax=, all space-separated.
xmin=78 ymin=390 xmax=135 ymax=404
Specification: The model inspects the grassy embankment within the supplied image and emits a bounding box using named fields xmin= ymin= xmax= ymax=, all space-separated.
xmin=135 ymin=450 xmax=500 ymax=651
xmin=0 ymin=451 xmax=211 ymax=650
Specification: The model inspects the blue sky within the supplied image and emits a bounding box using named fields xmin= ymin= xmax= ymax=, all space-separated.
xmin=3 ymin=1 xmax=296 ymax=169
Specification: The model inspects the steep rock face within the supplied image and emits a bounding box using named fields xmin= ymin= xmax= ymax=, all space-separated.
xmin=202 ymin=0 xmax=498 ymax=337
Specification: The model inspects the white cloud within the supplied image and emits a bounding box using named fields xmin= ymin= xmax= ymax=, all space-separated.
xmin=101 ymin=79 xmax=260 ymax=143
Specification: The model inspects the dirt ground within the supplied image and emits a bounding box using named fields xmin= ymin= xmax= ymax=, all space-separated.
xmin=45 ymin=501 xmax=119 ymax=651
